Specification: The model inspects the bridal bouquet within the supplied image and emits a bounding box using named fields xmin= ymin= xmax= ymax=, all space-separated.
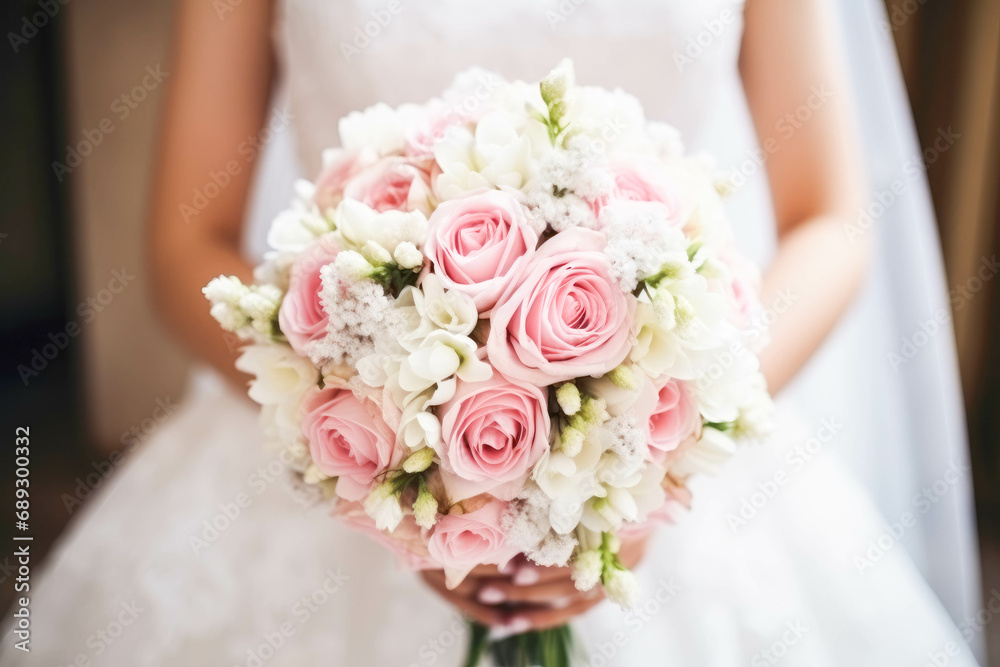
xmin=205 ymin=60 xmax=772 ymax=666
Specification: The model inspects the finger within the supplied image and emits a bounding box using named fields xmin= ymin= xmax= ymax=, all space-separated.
xmin=510 ymin=563 xmax=573 ymax=585
xmin=419 ymin=569 xmax=481 ymax=598
xmin=425 ymin=579 xmax=507 ymax=627
xmin=504 ymin=594 xmax=606 ymax=632
xmin=475 ymin=577 xmax=582 ymax=605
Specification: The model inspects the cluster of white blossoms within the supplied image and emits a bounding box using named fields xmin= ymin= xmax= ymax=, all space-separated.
xmin=203 ymin=59 xmax=773 ymax=609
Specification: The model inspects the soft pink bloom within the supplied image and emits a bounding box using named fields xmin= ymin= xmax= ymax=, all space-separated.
xmin=715 ymin=247 xmax=763 ymax=329
xmin=404 ymin=99 xmax=468 ymax=161
xmin=278 ymin=241 xmax=339 ymax=357
xmin=437 ymin=372 xmax=550 ymax=501
xmin=427 ymin=499 xmax=518 ymax=579
xmin=646 ymin=379 xmax=699 ymax=465
xmin=343 ymin=157 xmax=433 ymax=214
xmin=314 ymin=148 xmax=378 ymax=213
xmin=424 ymin=190 xmax=537 ymax=313
xmin=487 ymin=228 xmax=635 ymax=385
xmin=301 ymin=386 xmax=401 ymax=501
xmin=335 ymin=500 xmax=436 ymax=570
xmin=592 ymin=162 xmax=682 ymax=220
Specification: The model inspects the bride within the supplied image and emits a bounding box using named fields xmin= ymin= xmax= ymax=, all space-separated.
xmin=6 ymin=0 xmax=983 ymax=664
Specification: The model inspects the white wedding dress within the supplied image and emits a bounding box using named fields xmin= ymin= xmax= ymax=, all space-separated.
xmin=5 ymin=1 xmax=984 ymax=665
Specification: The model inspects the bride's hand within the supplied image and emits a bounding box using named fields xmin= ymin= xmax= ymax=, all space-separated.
xmin=419 ymin=534 xmax=648 ymax=634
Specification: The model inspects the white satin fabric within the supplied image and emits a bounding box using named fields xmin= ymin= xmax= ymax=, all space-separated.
xmin=3 ymin=1 xmax=982 ymax=665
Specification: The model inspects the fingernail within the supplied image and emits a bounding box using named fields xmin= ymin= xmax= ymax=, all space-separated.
xmin=550 ymin=596 xmax=572 ymax=609
xmin=490 ymin=617 xmax=531 ymax=640
xmin=513 ymin=567 xmax=540 ymax=586
xmin=478 ymin=586 xmax=505 ymax=604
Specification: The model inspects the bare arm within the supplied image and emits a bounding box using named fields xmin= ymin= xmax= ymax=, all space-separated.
xmin=147 ymin=0 xmax=275 ymax=386
xmin=740 ymin=0 xmax=870 ymax=393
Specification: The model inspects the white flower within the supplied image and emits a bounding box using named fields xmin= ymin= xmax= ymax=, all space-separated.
xmin=409 ymin=275 xmax=479 ymax=337
xmin=433 ymin=112 xmax=536 ymax=199
xmin=402 ymin=447 xmax=435 ymax=473
xmin=670 ymin=426 xmax=737 ymax=477
xmin=333 ymin=198 xmax=428 ymax=253
xmin=267 ymin=181 xmax=330 ymax=253
xmin=203 ymin=274 xmax=249 ymax=304
xmin=599 ymin=201 xmax=689 ymax=291
xmin=235 ymin=344 xmax=319 ymax=405
xmin=338 ymin=101 xmax=417 ymax=156
xmin=533 ymin=426 xmax=610 ymax=535
xmin=571 ymin=550 xmax=603 ymax=592
xmin=395 ymin=330 xmax=492 ymax=398
xmin=630 ymin=275 xmax=733 ymax=380
xmin=556 ymin=383 xmax=582 ymax=416
xmin=694 ymin=339 xmax=761 ymax=425
xmin=603 ymin=567 xmax=639 ymax=609
xmin=413 ymin=486 xmax=439 ymax=529
xmin=361 ymin=240 xmax=393 ymax=266
xmin=397 ymin=394 xmax=443 ymax=450
xmin=364 ymin=482 xmax=404 ymax=532
xmin=393 ymin=242 xmax=424 ymax=270
xmin=334 ymin=250 xmax=374 ymax=280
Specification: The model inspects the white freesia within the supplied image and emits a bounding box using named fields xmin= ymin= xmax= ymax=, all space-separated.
xmin=267 ymin=180 xmax=329 ymax=253
xmin=338 ymin=101 xmax=419 ymax=155
xmin=433 ymin=112 xmax=536 ymax=199
xmin=670 ymin=426 xmax=737 ymax=477
xmin=393 ymin=241 xmax=424 ymax=270
xmin=409 ymin=275 xmax=478 ymax=337
xmin=694 ymin=339 xmax=761 ymax=424
xmin=333 ymin=198 xmax=428 ymax=254
xmin=631 ymin=273 xmax=733 ymax=380
xmin=235 ymin=345 xmax=319 ymax=405
xmin=395 ymin=330 xmax=491 ymax=398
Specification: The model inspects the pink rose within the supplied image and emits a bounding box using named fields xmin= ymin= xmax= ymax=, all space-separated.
xmin=343 ymin=157 xmax=433 ymax=215
xmin=427 ymin=499 xmax=518 ymax=579
xmin=592 ymin=162 xmax=682 ymax=220
xmin=437 ymin=372 xmax=550 ymax=501
xmin=314 ymin=148 xmax=378 ymax=213
xmin=301 ymin=386 xmax=401 ymax=501
xmin=647 ymin=379 xmax=699 ymax=465
xmin=487 ymin=228 xmax=636 ymax=385
xmin=424 ymin=190 xmax=537 ymax=313
xmin=404 ymin=99 xmax=468 ymax=161
xmin=278 ymin=241 xmax=339 ymax=357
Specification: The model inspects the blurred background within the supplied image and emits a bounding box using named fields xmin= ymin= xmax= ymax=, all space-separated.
xmin=1 ymin=0 xmax=998 ymax=660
